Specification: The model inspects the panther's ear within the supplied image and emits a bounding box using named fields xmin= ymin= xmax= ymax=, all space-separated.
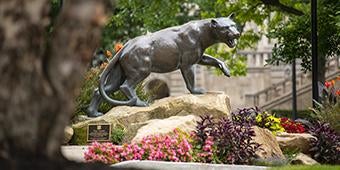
xmin=228 ymin=13 xmax=235 ymax=19
xmin=211 ymin=19 xmax=218 ymax=28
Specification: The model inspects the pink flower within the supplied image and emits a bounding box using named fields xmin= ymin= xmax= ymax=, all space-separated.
xmin=84 ymin=128 xmax=196 ymax=164
xmin=203 ymin=145 xmax=211 ymax=151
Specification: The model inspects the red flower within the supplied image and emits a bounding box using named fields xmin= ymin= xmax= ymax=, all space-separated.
xmin=280 ymin=117 xmax=305 ymax=133
xmin=336 ymin=90 xmax=340 ymax=96
xmin=325 ymin=81 xmax=332 ymax=88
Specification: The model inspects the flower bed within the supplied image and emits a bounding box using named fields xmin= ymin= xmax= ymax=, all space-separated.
xmin=84 ymin=105 xmax=340 ymax=165
xmin=84 ymin=114 xmax=260 ymax=165
xmin=84 ymin=129 xmax=192 ymax=164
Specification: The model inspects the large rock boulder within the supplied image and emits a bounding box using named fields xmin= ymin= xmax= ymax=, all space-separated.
xmin=276 ymin=132 xmax=316 ymax=154
xmin=72 ymin=93 xmax=231 ymax=144
xmin=64 ymin=126 xmax=74 ymax=144
xmin=252 ymin=126 xmax=285 ymax=160
xmin=132 ymin=115 xmax=200 ymax=142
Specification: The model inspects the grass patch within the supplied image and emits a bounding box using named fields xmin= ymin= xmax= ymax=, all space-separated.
xmin=270 ymin=165 xmax=340 ymax=170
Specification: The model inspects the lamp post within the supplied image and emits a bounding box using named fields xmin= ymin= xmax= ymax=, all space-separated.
xmin=292 ymin=59 xmax=297 ymax=120
xmin=311 ymin=0 xmax=319 ymax=107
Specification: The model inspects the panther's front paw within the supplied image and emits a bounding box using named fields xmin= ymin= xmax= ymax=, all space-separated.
xmin=191 ymin=88 xmax=206 ymax=94
xmin=223 ymin=68 xmax=231 ymax=77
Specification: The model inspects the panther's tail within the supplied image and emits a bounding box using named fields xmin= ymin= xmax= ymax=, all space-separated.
xmin=99 ymin=44 xmax=137 ymax=106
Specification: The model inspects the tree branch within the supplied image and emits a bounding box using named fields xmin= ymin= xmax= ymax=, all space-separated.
xmin=261 ymin=0 xmax=304 ymax=16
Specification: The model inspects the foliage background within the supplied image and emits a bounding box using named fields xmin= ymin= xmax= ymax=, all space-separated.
xmin=267 ymin=0 xmax=340 ymax=82
xmin=101 ymin=0 xmax=295 ymax=77
xmin=51 ymin=0 xmax=340 ymax=79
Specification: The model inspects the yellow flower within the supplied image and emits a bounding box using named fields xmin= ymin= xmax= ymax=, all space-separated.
xmin=105 ymin=50 xmax=113 ymax=58
xmin=256 ymin=114 xmax=262 ymax=123
xmin=100 ymin=62 xmax=108 ymax=70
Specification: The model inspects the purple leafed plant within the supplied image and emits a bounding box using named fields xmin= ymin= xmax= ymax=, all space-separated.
xmin=193 ymin=115 xmax=260 ymax=164
xmin=214 ymin=117 xmax=260 ymax=164
xmin=231 ymin=107 xmax=260 ymax=124
xmin=194 ymin=115 xmax=215 ymax=146
xmin=309 ymin=121 xmax=340 ymax=164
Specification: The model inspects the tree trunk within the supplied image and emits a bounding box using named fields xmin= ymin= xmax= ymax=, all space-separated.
xmin=0 ymin=0 xmax=121 ymax=169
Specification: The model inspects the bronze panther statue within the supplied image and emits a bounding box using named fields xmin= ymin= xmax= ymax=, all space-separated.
xmin=87 ymin=14 xmax=240 ymax=117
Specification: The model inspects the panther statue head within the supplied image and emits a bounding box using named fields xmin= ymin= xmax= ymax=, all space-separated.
xmin=211 ymin=13 xmax=240 ymax=48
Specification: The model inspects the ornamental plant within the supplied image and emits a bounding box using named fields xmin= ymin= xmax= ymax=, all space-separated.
xmin=309 ymin=121 xmax=340 ymax=164
xmin=193 ymin=136 xmax=215 ymax=163
xmin=140 ymin=129 xmax=192 ymax=162
xmin=84 ymin=141 xmax=143 ymax=164
xmin=232 ymin=107 xmax=285 ymax=135
xmin=232 ymin=107 xmax=259 ymax=124
xmin=280 ymin=117 xmax=305 ymax=133
xmin=192 ymin=115 xmax=260 ymax=164
xmin=84 ymin=129 xmax=193 ymax=164
xmin=255 ymin=112 xmax=284 ymax=135
xmin=310 ymin=78 xmax=340 ymax=133
xmin=114 ymin=43 xmax=123 ymax=53
xmin=191 ymin=115 xmax=215 ymax=163
xmin=214 ymin=117 xmax=260 ymax=164
xmin=319 ymin=78 xmax=340 ymax=105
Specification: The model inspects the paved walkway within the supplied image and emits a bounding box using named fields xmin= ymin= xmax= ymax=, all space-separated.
xmin=112 ymin=160 xmax=268 ymax=170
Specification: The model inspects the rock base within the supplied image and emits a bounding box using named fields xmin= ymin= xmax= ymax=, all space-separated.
xmin=72 ymin=93 xmax=231 ymax=144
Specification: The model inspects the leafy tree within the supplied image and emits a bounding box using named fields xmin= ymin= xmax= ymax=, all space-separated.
xmin=194 ymin=0 xmax=307 ymax=76
xmin=267 ymin=0 xmax=340 ymax=82
xmin=102 ymin=0 xmax=199 ymax=49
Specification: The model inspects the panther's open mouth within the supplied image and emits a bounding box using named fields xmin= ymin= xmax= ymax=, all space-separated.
xmin=226 ymin=39 xmax=236 ymax=48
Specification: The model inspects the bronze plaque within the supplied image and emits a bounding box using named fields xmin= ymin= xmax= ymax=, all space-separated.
xmin=87 ymin=123 xmax=111 ymax=142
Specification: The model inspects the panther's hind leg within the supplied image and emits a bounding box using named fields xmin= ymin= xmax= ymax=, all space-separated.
xmin=87 ymin=84 xmax=118 ymax=117
xmin=120 ymin=74 xmax=150 ymax=107
xmin=87 ymin=67 xmax=123 ymax=117
xmin=120 ymin=56 xmax=151 ymax=107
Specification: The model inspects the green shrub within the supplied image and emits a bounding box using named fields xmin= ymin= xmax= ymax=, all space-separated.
xmin=270 ymin=110 xmax=313 ymax=120
xmin=310 ymin=102 xmax=340 ymax=133
xmin=70 ymin=126 xmax=87 ymax=145
xmin=111 ymin=124 xmax=125 ymax=145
